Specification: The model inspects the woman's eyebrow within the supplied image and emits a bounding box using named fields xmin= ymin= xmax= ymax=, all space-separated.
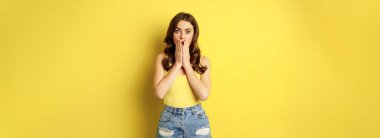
xmin=176 ymin=27 xmax=192 ymax=30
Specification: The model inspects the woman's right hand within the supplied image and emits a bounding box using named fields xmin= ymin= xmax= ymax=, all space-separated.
xmin=174 ymin=41 xmax=183 ymax=67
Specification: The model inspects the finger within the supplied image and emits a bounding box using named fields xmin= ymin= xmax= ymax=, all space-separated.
xmin=175 ymin=40 xmax=181 ymax=46
xmin=178 ymin=41 xmax=182 ymax=48
xmin=176 ymin=45 xmax=182 ymax=59
xmin=186 ymin=40 xmax=191 ymax=47
xmin=176 ymin=40 xmax=179 ymax=47
xmin=176 ymin=41 xmax=181 ymax=52
xmin=179 ymin=46 xmax=183 ymax=59
xmin=179 ymin=44 xmax=183 ymax=54
xmin=175 ymin=43 xmax=179 ymax=54
xmin=186 ymin=40 xmax=190 ymax=47
xmin=183 ymin=44 xmax=188 ymax=52
xmin=182 ymin=46 xmax=186 ymax=55
xmin=177 ymin=43 xmax=181 ymax=54
xmin=175 ymin=41 xmax=179 ymax=49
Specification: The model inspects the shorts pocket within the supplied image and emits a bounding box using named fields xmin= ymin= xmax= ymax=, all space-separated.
xmin=195 ymin=110 xmax=208 ymax=119
xmin=159 ymin=111 xmax=172 ymax=122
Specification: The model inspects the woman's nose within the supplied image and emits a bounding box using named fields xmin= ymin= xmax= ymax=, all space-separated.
xmin=180 ymin=32 xmax=185 ymax=39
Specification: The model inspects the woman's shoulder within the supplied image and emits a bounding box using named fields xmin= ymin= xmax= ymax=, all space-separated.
xmin=156 ymin=52 xmax=166 ymax=61
xmin=155 ymin=53 xmax=166 ymax=69
xmin=200 ymin=56 xmax=210 ymax=66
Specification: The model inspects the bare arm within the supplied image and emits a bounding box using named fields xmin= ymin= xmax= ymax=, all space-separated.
xmin=153 ymin=42 xmax=184 ymax=99
xmin=153 ymin=53 xmax=183 ymax=99
xmin=183 ymin=56 xmax=211 ymax=101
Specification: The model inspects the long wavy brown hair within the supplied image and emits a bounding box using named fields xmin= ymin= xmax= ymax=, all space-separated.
xmin=162 ymin=12 xmax=208 ymax=74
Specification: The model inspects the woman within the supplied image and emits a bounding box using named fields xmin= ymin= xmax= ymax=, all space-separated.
xmin=153 ymin=12 xmax=212 ymax=138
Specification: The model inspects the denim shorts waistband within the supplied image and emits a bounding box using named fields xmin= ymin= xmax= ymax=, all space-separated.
xmin=163 ymin=104 xmax=203 ymax=114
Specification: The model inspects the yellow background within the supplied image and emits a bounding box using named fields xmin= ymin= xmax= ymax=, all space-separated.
xmin=1 ymin=0 xmax=379 ymax=137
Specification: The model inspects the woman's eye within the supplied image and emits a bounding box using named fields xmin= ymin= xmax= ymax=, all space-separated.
xmin=186 ymin=31 xmax=191 ymax=34
xmin=174 ymin=30 xmax=180 ymax=33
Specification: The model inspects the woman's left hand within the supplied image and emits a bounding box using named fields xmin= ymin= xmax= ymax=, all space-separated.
xmin=181 ymin=40 xmax=191 ymax=68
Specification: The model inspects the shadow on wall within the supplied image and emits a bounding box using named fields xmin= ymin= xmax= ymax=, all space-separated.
xmin=135 ymin=21 xmax=166 ymax=137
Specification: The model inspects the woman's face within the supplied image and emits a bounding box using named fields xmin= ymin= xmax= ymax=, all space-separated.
xmin=173 ymin=20 xmax=194 ymax=47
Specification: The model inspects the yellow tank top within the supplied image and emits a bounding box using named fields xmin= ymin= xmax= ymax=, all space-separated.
xmin=163 ymin=71 xmax=201 ymax=108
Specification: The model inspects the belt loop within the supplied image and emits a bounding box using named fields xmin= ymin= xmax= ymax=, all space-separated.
xmin=191 ymin=106 xmax=195 ymax=115
xmin=171 ymin=108 xmax=175 ymax=115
